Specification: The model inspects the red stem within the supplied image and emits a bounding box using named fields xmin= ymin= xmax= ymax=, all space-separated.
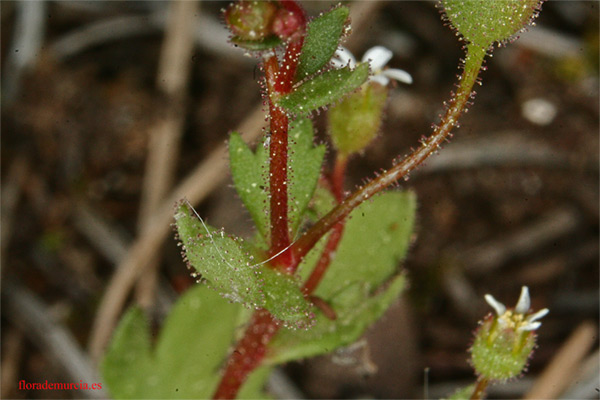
xmin=212 ymin=310 xmax=280 ymax=399
xmin=303 ymin=157 xmax=347 ymax=295
xmin=213 ymin=3 xmax=307 ymax=397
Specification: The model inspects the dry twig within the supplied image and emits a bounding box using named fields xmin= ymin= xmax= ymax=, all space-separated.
xmin=464 ymin=208 xmax=581 ymax=275
xmin=135 ymin=0 xmax=199 ymax=309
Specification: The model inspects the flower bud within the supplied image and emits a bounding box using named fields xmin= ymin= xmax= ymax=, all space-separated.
xmin=443 ymin=0 xmax=543 ymax=49
xmin=225 ymin=1 xmax=278 ymax=41
xmin=328 ymin=82 xmax=388 ymax=157
xmin=272 ymin=7 xmax=304 ymax=41
xmin=470 ymin=314 xmax=536 ymax=381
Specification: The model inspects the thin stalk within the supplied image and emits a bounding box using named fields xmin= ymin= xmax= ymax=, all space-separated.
xmin=289 ymin=44 xmax=487 ymax=264
xmin=303 ymin=156 xmax=347 ymax=295
xmin=470 ymin=377 xmax=489 ymax=400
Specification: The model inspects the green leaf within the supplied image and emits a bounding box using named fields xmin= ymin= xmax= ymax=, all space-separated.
xmin=310 ymin=191 xmax=416 ymax=297
xmin=295 ymin=6 xmax=349 ymax=81
xmin=229 ymin=118 xmax=325 ymax=239
xmin=101 ymin=307 xmax=153 ymax=399
xmin=278 ymin=63 xmax=369 ymax=116
xmin=229 ymin=133 xmax=270 ymax=240
xmin=174 ymin=201 xmax=313 ymax=327
xmin=443 ymin=0 xmax=542 ymax=49
xmin=238 ymin=367 xmax=273 ymax=399
xmin=267 ymin=274 xmax=406 ymax=364
xmin=288 ymin=118 xmax=326 ymax=234
xmin=175 ymin=201 xmax=265 ymax=307
xmin=266 ymin=191 xmax=416 ymax=363
xmin=102 ymin=285 xmax=241 ymax=399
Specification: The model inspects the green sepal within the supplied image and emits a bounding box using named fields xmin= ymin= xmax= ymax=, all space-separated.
xmin=329 ymin=82 xmax=388 ymax=157
xmin=295 ymin=6 xmax=350 ymax=81
xmin=267 ymin=191 xmax=416 ymax=363
xmin=231 ymin=35 xmax=283 ymax=51
xmin=174 ymin=201 xmax=313 ymax=327
xmin=101 ymin=285 xmax=241 ymax=399
xmin=443 ymin=0 xmax=542 ymax=49
xmin=278 ymin=63 xmax=369 ymax=116
xmin=469 ymin=316 xmax=536 ymax=381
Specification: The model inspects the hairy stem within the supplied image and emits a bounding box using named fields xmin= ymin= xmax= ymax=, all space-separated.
xmin=470 ymin=377 xmax=489 ymax=400
xmin=289 ymin=44 xmax=487 ymax=263
xmin=212 ymin=310 xmax=279 ymax=399
xmin=213 ymin=3 xmax=307 ymax=397
xmin=303 ymin=156 xmax=347 ymax=295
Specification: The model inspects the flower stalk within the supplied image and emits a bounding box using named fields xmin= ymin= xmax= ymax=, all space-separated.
xmin=288 ymin=44 xmax=486 ymax=263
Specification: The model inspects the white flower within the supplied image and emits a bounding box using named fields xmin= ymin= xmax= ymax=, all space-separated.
xmin=331 ymin=46 xmax=413 ymax=86
xmin=484 ymin=286 xmax=549 ymax=332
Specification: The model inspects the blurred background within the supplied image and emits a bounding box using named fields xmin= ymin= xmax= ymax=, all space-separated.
xmin=1 ymin=1 xmax=598 ymax=399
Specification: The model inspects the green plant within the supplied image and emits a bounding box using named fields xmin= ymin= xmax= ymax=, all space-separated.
xmin=101 ymin=1 xmax=546 ymax=399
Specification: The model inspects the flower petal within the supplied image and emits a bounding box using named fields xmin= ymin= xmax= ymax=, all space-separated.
xmin=484 ymin=294 xmax=506 ymax=316
xmin=362 ymin=46 xmax=392 ymax=70
xmin=369 ymin=74 xmax=390 ymax=86
xmin=383 ymin=68 xmax=413 ymax=85
xmin=331 ymin=47 xmax=356 ymax=69
xmin=519 ymin=321 xmax=542 ymax=332
xmin=527 ymin=308 xmax=549 ymax=323
xmin=515 ymin=286 xmax=531 ymax=314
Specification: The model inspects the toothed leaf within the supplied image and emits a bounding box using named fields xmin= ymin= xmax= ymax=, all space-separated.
xmin=101 ymin=285 xmax=241 ymax=398
xmin=309 ymin=191 xmax=416 ymax=296
xmin=295 ymin=6 xmax=350 ymax=81
xmin=268 ymin=274 xmax=406 ymax=364
xmin=229 ymin=133 xmax=270 ymax=240
xmin=229 ymin=118 xmax=325 ymax=239
xmin=288 ymin=118 xmax=326 ymax=234
xmin=174 ymin=201 xmax=312 ymax=326
xmin=278 ymin=63 xmax=369 ymax=116
xmin=267 ymin=191 xmax=416 ymax=363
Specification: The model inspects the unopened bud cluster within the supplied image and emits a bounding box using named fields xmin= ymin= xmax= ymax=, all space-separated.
xmin=224 ymin=1 xmax=305 ymax=49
